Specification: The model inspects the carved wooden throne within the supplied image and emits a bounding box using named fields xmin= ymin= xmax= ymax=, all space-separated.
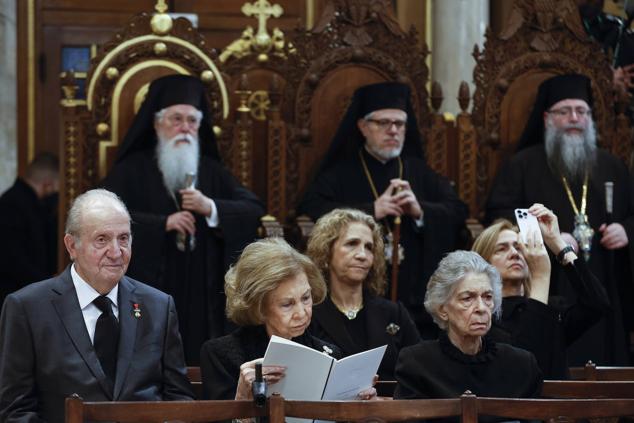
xmin=59 ymin=4 xmax=228 ymax=265
xmin=470 ymin=0 xmax=633 ymax=219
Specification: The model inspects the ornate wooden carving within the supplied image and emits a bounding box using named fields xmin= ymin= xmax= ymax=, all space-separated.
xmin=426 ymin=81 xmax=449 ymax=179
xmin=258 ymin=215 xmax=285 ymax=238
xmin=283 ymin=0 xmax=430 ymax=215
xmin=456 ymin=82 xmax=478 ymax=221
xmin=59 ymin=79 xmax=92 ymax=266
xmin=232 ymin=74 xmax=255 ymax=189
xmin=266 ymin=75 xmax=288 ymax=222
xmin=471 ymin=0 xmax=619 ymax=218
xmin=217 ymin=1 xmax=291 ymax=220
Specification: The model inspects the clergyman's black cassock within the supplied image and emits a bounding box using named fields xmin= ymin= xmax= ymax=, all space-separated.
xmin=102 ymin=75 xmax=265 ymax=364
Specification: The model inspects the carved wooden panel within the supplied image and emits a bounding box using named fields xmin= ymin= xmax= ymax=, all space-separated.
xmin=219 ymin=60 xmax=289 ymax=208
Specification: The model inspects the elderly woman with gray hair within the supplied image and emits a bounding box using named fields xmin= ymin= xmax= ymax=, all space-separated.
xmin=394 ymin=250 xmax=542 ymax=402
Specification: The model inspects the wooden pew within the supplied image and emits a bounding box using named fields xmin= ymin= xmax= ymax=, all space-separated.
xmin=369 ymin=379 xmax=634 ymax=400
xmin=469 ymin=395 xmax=634 ymax=423
xmin=542 ymin=380 xmax=634 ymax=398
xmin=186 ymin=366 xmax=203 ymax=399
xmin=64 ymin=395 xmax=267 ymax=423
xmin=570 ymin=362 xmax=634 ymax=381
xmin=270 ymin=394 xmax=634 ymax=423
xmin=268 ymin=395 xmax=462 ymax=423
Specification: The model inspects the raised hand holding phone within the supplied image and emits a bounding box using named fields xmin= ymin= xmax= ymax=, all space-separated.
xmin=515 ymin=208 xmax=544 ymax=245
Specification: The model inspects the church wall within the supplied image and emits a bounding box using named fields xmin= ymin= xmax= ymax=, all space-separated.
xmin=0 ymin=0 xmax=16 ymax=193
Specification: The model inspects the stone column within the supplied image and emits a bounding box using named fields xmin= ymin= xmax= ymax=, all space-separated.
xmin=0 ymin=0 xmax=16 ymax=193
xmin=432 ymin=0 xmax=488 ymax=115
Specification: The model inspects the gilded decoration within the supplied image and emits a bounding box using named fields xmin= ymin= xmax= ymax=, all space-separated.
xmin=248 ymin=91 xmax=271 ymax=121
xmin=60 ymin=72 xmax=87 ymax=108
xmin=219 ymin=0 xmax=288 ymax=63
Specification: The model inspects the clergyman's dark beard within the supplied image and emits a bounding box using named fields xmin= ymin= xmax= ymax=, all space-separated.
xmin=544 ymin=118 xmax=597 ymax=183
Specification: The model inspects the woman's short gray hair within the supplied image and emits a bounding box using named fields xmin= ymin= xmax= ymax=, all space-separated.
xmin=424 ymin=250 xmax=502 ymax=330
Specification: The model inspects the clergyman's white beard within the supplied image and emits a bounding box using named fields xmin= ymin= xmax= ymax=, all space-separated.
xmin=544 ymin=117 xmax=597 ymax=182
xmin=156 ymin=133 xmax=200 ymax=193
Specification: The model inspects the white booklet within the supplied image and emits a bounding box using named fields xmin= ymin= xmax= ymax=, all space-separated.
xmin=262 ymin=335 xmax=386 ymax=402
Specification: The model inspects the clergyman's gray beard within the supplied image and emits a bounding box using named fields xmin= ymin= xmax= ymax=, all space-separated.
xmin=365 ymin=143 xmax=403 ymax=162
xmin=156 ymin=133 xmax=200 ymax=193
xmin=544 ymin=118 xmax=597 ymax=182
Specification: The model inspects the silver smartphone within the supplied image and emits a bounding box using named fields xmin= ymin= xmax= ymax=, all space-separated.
xmin=514 ymin=208 xmax=544 ymax=244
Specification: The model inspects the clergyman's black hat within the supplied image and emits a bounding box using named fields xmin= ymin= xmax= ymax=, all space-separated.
xmin=316 ymin=82 xmax=424 ymax=173
xmin=115 ymin=74 xmax=219 ymax=162
xmin=516 ymin=74 xmax=593 ymax=151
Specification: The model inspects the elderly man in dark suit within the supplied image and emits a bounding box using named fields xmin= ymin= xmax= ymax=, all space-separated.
xmin=0 ymin=188 xmax=193 ymax=422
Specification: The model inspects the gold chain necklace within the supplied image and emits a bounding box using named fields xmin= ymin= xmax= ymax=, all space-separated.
xmin=561 ymin=173 xmax=594 ymax=260
xmin=561 ymin=174 xmax=588 ymax=216
xmin=358 ymin=149 xmax=403 ymax=199
xmin=331 ymin=296 xmax=364 ymax=320
xmin=359 ymin=149 xmax=405 ymax=265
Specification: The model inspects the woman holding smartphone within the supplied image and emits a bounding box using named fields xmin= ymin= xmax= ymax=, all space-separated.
xmin=472 ymin=203 xmax=610 ymax=379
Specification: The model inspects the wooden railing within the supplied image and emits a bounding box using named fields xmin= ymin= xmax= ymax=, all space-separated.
xmin=65 ymin=391 xmax=634 ymax=423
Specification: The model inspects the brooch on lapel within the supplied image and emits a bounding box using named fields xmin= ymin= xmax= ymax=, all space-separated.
xmin=132 ymin=303 xmax=141 ymax=319
xmin=386 ymin=323 xmax=400 ymax=335
xmin=322 ymin=345 xmax=333 ymax=356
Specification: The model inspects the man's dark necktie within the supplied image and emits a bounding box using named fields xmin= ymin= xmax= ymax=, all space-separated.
xmin=93 ymin=296 xmax=120 ymax=388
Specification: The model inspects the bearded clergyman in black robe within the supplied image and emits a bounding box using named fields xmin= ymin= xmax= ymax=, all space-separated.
xmin=486 ymin=74 xmax=634 ymax=365
xmin=298 ymin=82 xmax=468 ymax=339
xmin=103 ymin=75 xmax=265 ymax=364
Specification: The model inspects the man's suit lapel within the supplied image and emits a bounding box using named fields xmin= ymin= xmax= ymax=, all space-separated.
xmin=114 ymin=276 xmax=138 ymax=399
xmin=51 ymin=267 xmax=114 ymax=399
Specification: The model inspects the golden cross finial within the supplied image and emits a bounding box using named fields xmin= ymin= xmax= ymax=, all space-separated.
xmin=155 ymin=0 xmax=168 ymax=14
xmin=242 ymin=0 xmax=283 ymax=49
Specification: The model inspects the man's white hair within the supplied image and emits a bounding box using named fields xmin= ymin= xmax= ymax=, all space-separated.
xmin=65 ymin=189 xmax=131 ymax=238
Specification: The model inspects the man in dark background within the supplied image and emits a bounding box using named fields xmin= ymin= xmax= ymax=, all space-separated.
xmin=0 ymin=152 xmax=59 ymax=307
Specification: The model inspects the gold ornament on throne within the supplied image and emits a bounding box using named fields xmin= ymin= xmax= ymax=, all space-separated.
xmin=219 ymin=0 xmax=289 ymax=63
xmin=248 ymin=90 xmax=271 ymax=121
xmin=134 ymin=83 xmax=151 ymax=114
xmin=151 ymin=0 xmax=173 ymax=36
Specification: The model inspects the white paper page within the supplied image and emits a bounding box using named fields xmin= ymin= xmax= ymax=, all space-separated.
xmin=321 ymin=344 xmax=387 ymax=400
xmin=262 ymin=335 xmax=334 ymax=400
